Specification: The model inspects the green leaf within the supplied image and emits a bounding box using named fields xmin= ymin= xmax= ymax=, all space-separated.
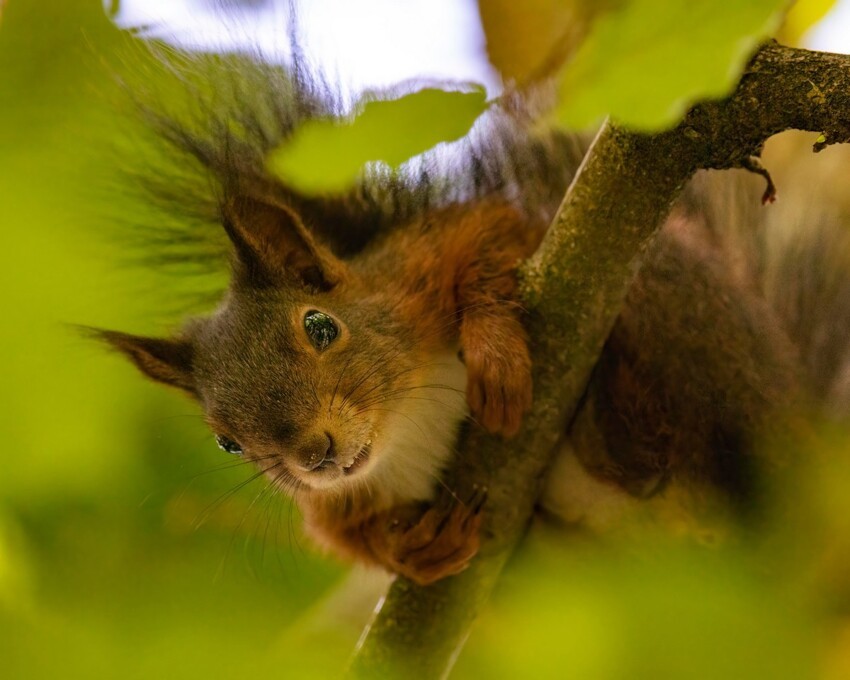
xmin=267 ymin=87 xmax=489 ymax=194
xmin=556 ymin=0 xmax=788 ymax=131
xmin=478 ymin=0 xmax=611 ymax=84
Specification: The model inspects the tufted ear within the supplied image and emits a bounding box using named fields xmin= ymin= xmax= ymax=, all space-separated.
xmin=222 ymin=193 xmax=348 ymax=291
xmin=93 ymin=329 xmax=196 ymax=395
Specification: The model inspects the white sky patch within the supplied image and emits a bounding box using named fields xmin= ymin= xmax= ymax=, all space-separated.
xmin=805 ymin=0 xmax=850 ymax=53
xmin=107 ymin=0 xmax=850 ymax=101
xmin=106 ymin=0 xmax=500 ymax=101
xmin=106 ymin=1 xmax=292 ymax=59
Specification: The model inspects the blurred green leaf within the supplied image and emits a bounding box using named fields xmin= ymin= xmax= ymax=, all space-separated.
xmin=478 ymin=0 xmax=614 ymax=84
xmin=0 ymin=514 xmax=33 ymax=613
xmin=4 ymin=2 xmax=850 ymax=679
xmin=267 ymin=87 xmax=488 ymax=194
xmin=456 ymin=529 xmax=816 ymax=679
xmin=0 ymin=2 xmax=341 ymax=677
xmin=556 ymin=0 xmax=787 ymax=130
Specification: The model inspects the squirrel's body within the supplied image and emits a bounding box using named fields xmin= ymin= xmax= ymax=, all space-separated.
xmin=98 ymin=49 xmax=850 ymax=583
xmin=544 ymin=193 xmax=805 ymax=536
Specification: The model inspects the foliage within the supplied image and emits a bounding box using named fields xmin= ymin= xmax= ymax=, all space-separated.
xmin=0 ymin=3 xmax=342 ymax=678
xmin=268 ymin=87 xmax=488 ymax=194
xmin=272 ymin=0 xmax=807 ymax=194
xmin=2 ymin=1 xmax=850 ymax=678
xmin=455 ymin=433 xmax=850 ymax=679
xmin=552 ymin=0 xmax=787 ymax=129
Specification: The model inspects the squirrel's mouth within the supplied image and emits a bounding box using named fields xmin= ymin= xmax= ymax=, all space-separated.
xmin=342 ymin=438 xmax=372 ymax=476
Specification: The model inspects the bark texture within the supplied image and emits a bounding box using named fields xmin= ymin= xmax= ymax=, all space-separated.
xmin=348 ymin=42 xmax=850 ymax=679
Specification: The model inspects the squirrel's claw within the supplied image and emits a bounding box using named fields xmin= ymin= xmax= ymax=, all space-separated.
xmin=364 ymin=487 xmax=486 ymax=586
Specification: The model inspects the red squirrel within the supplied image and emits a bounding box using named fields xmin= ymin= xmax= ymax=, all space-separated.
xmin=99 ymin=185 xmax=543 ymax=584
xmin=95 ymin=49 xmax=850 ymax=583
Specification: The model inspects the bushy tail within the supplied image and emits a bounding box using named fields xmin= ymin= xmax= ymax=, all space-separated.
xmin=117 ymin=44 xmax=585 ymax=280
xmin=682 ymin=131 xmax=850 ymax=417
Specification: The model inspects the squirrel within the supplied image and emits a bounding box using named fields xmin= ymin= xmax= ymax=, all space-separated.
xmin=95 ymin=47 xmax=850 ymax=584
xmin=100 ymin=191 xmax=540 ymax=585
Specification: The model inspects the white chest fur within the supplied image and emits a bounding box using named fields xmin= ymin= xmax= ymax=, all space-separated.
xmin=365 ymin=350 xmax=469 ymax=507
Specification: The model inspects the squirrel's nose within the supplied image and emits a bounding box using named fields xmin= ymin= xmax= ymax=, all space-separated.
xmin=296 ymin=432 xmax=335 ymax=471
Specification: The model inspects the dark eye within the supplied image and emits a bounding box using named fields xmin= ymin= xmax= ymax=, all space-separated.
xmin=215 ymin=434 xmax=243 ymax=456
xmin=304 ymin=310 xmax=339 ymax=351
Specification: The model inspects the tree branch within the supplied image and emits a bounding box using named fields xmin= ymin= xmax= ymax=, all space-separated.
xmin=347 ymin=42 xmax=850 ymax=679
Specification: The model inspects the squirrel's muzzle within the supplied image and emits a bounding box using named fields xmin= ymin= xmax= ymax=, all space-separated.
xmin=296 ymin=432 xmax=336 ymax=472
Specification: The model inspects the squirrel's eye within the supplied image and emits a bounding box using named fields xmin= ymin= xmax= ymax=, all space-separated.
xmin=215 ymin=434 xmax=243 ymax=456
xmin=304 ymin=310 xmax=339 ymax=351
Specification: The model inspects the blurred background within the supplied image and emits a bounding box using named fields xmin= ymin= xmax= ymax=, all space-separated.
xmin=3 ymin=1 xmax=850 ymax=677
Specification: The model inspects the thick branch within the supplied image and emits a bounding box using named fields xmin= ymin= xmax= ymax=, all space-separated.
xmin=348 ymin=42 xmax=850 ymax=679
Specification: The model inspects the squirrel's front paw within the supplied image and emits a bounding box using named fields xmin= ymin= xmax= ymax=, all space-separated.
xmin=463 ymin=324 xmax=532 ymax=437
xmin=366 ymin=487 xmax=487 ymax=586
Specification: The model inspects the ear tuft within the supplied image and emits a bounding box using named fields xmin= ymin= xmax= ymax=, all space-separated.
xmin=222 ymin=191 xmax=348 ymax=291
xmin=84 ymin=327 xmax=196 ymax=395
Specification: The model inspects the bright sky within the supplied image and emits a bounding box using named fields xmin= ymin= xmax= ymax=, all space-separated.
xmin=108 ymin=0 xmax=850 ymax=97
xmin=807 ymin=0 xmax=850 ymax=52
xmin=106 ymin=0 xmax=500 ymax=100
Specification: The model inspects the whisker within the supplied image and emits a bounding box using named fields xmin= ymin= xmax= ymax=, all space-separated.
xmin=424 ymin=468 xmax=463 ymax=505
xmin=338 ymin=351 xmax=464 ymax=418
xmin=259 ymin=473 xmax=289 ymax=567
xmin=171 ymin=453 xmax=279 ymax=509
xmin=354 ymin=383 xmax=465 ymax=411
xmin=329 ymin=348 xmax=357 ymax=417
xmin=345 ymin=359 xmax=453 ymax=406
xmin=149 ymin=412 xmax=208 ymax=425
xmin=356 ymin=392 xmax=464 ymax=413
xmin=216 ymin=476 xmax=279 ymax=580
xmin=192 ymin=462 xmax=281 ymax=531
xmin=333 ymin=298 xmax=489 ymax=415
xmin=355 ymin=406 xmax=430 ymax=440
xmin=337 ymin=342 xmax=409 ymax=415
xmin=182 ymin=454 xmax=279 ymax=483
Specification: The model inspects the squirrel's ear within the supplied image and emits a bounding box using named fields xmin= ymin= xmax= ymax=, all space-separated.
xmin=223 ymin=194 xmax=348 ymax=291
xmin=93 ymin=330 xmax=196 ymax=395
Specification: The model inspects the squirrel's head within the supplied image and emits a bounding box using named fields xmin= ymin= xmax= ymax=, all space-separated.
xmin=96 ymin=191 xmax=467 ymax=499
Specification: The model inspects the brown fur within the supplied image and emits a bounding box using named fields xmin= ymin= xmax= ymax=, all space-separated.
xmin=98 ymin=194 xmax=539 ymax=583
xmin=572 ymin=206 xmax=804 ymax=511
xmin=310 ymin=487 xmax=487 ymax=586
xmin=357 ymin=201 xmax=542 ymax=434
